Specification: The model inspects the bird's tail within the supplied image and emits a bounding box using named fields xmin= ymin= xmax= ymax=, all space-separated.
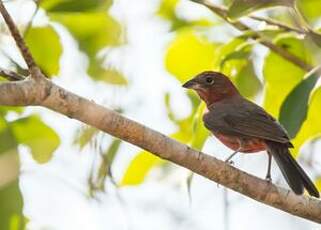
xmin=266 ymin=141 xmax=319 ymax=198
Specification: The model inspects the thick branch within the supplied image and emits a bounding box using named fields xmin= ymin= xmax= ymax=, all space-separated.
xmin=0 ymin=79 xmax=40 ymax=106
xmin=0 ymin=78 xmax=320 ymax=223
xmin=191 ymin=0 xmax=313 ymax=72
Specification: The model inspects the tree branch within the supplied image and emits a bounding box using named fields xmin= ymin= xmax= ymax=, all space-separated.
xmin=191 ymin=0 xmax=313 ymax=72
xmin=249 ymin=15 xmax=304 ymax=34
xmin=0 ymin=67 xmax=25 ymax=81
xmin=0 ymin=0 xmax=41 ymax=79
xmin=0 ymin=0 xmax=320 ymax=224
xmin=0 ymin=77 xmax=320 ymax=223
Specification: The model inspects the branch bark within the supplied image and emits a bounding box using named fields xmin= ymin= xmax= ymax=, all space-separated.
xmin=0 ymin=77 xmax=320 ymax=223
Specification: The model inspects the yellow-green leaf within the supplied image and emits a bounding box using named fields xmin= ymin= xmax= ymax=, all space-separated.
xmin=25 ymin=26 xmax=62 ymax=76
xmin=190 ymin=103 xmax=209 ymax=150
xmin=40 ymin=0 xmax=112 ymax=12
xmin=216 ymin=38 xmax=261 ymax=99
xmin=292 ymin=87 xmax=321 ymax=155
xmin=120 ymin=129 xmax=192 ymax=186
xmin=121 ymin=151 xmax=164 ymax=186
xmin=227 ymin=0 xmax=293 ymax=20
xmin=10 ymin=116 xmax=60 ymax=163
xmin=296 ymin=0 xmax=321 ymax=22
xmin=279 ymin=67 xmax=320 ymax=138
xmin=165 ymin=29 xmax=217 ymax=82
xmin=263 ymin=35 xmax=310 ymax=118
xmin=51 ymin=12 xmax=126 ymax=84
xmin=0 ymin=180 xmax=25 ymax=230
xmin=0 ymin=117 xmax=17 ymax=154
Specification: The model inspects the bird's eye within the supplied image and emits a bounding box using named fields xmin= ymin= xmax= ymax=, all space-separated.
xmin=206 ymin=77 xmax=214 ymax=85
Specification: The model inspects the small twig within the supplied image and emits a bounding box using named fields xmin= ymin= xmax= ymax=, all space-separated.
xmin=0 ymin=67 xmax=25 ymax=81
xmin=0 ymin=0 xmax=39 ymax=76
xmin=191 ymin=0 xmax=313 ymax=72
xmin=249 ymin=15 xmax=304 ymax=34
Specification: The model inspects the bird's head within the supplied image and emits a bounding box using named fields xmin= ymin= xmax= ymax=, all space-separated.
xmin=182 ymin=71 xmax=240 ymax=106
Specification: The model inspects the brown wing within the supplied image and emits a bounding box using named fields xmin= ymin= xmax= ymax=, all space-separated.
xmin=203 ymin=99 xmax=293 ymax=147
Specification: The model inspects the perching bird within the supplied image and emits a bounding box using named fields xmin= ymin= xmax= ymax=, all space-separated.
xmin=182 ymin=71 xmax=319 ymax=198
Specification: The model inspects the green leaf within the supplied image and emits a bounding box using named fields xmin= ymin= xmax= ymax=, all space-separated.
xmin=165 ymin=29 xmax=218 ymax=82
xmin=307 ymin=29 xmax=321 ymax=48
xmin=292 ymin=87 xmax=321 ymax=154
xmin=25 ymin=26 xmax=62 ymax=76
xmin=0 ymin=117 xmax=17 ymax=155
xmin=315 ymin=177 xmax=321 ymax=192
xmin=235 ymin=62 xmax=261 ymax=98
xmin=120 ymin=127 xmax=194 ymax=186
xmin=227 ymin=0 xmax=293 ymax=20
xmin=10 ymin=116 xmax=60 ymax=163
xmin=40 ymin=0 xmax=112 ymax=12
xmin=158 ymin=0 xmax=213 ymax=30
xmin=158 ymin=0 xmax=179 ymax=21
xmin=216 ymin=38 xmax=262 ymax=99
xmin=263 ymin=35 xmax=310 ymax=118
xmin=95 ymin=139 xmax=122 ymax=191
xmin=190 ymin=103 xmax=209 ymax=150
xmin=279 ymin=67 xmax=320 ymax=138
xmin=50 ymin=12 xmax=126 ymax=84
xmin=296 ymin=0 xmax=321 ymax=22
xmin=74 ymin=127 xmax=98 ymax=149
xmin=121 ymin=151 xmax=164 ymax=186
xmin=0 ymin=180 xmax=25 ymax=230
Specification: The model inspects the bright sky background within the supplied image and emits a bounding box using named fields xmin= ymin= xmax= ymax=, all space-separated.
xmin=1 ymin=0 xmax=320 ymax=229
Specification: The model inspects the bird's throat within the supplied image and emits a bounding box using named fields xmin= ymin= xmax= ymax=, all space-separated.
xmin=197 ymin=88 xmax=239 ymax=107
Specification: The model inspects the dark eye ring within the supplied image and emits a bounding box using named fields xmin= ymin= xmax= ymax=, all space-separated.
xmin=206 ymin=77 xmax=214 ymax=84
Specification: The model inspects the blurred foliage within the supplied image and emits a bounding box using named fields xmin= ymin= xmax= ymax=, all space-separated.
xmin=227 ymin=0 xmax=293 ymax=20
xmin=279 ymin=67 xmax=320 ymax=138
xmin=296 ymin=0 xmax=321 ymax=23
xmin=263 ymin=35 xmax=311 ymax=118
xmin=0 ymin=0 xmax=321 ymax=227
xmin=292 ymin=87 xmax=321 ymax=156
xmin=40 ymin=0 xmax=112 ymax=12
xmin=25 ymin=26 xmax=62 ymax=77
xmin=165 ymin=29 xmax=218 ymax=82
xmin=10 ymin=116 xmax=60 ymax=163
xmin=158 ymin=0 xmax=213 ymax=30
xmin=122 ymin=0 xmax=321 ymax=188
xmin=41 ymin=0 xmax=127 ymax=84
xmin=0 ymin=181 xmax=24 ymax=230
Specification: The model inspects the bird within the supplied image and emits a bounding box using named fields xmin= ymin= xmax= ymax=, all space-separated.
xmin=182 ymin=71 xmax=319 ymax=198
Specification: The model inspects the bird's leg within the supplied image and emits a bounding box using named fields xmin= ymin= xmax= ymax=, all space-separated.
xmin=265 ymin=151 xmax=272 ymax=182
xmin=224 ymin=150 xmax=239 ymax=164
xmin=225 ymin=139 xmax=243 ymax=164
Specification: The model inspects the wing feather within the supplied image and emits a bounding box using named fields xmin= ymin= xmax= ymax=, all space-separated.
xmin=203 ymin=99 xmax=292 ymax=146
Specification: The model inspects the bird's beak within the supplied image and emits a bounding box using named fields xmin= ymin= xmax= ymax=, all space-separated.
xmin=182 ymin=79 xmax=200 ymax=90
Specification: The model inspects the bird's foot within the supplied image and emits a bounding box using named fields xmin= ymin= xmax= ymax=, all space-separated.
xmin=265 ymin=175 xmax=272 ymax=183
xmin=225 ymin=159 xmax=234 ymax=165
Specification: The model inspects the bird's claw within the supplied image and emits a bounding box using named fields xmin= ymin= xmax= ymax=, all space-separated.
xmin=225 ymin=159 xmax=234 ymax=165
xmin=265 ymin=176 xmax=272 ymax=183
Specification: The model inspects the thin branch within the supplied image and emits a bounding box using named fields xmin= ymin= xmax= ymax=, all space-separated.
xmin=0 ymin=67 xmax=25 ymax=81
xmin=191 ymin=0 xmax=313 ymax=72
xmin=249 ymin=15 xmax=304 ymax=34
xmin=0 ymin=0 xmax=39 ymax=77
